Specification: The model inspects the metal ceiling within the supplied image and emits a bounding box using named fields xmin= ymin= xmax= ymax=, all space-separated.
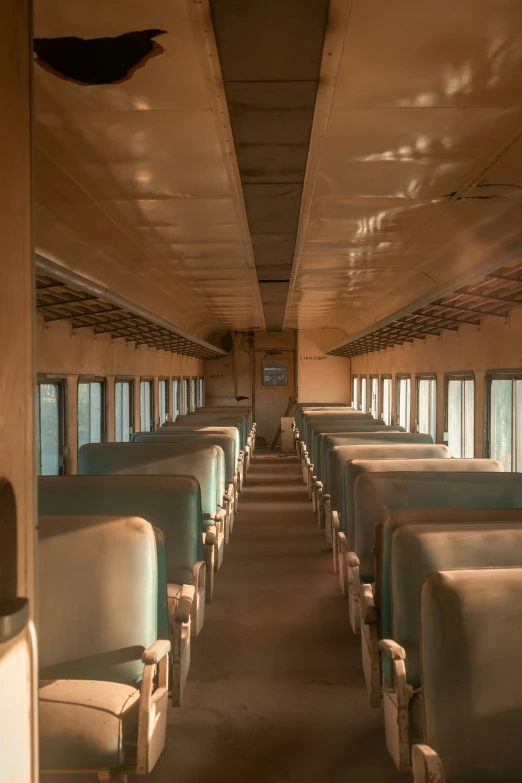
xmin=284 ymin=0 xmax=522 ymax=339
xmin=35 ymin=264 xmax=225 ymax=359
xmin=328 ymin=259 xmax=522 ymax=358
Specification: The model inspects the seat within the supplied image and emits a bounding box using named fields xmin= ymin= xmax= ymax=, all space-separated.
xmin=377 ymin=510 xmax=522 ymax=771
xmin=78 ymin=441 xmax=228 ymax=563
xmin=38 ymin=515 xmax=171 ymax=781
xmin=39 ymin=475 xmax=206 ymax=703
xmin=345 ymin=462 xmax=505 ymax=704
xmin=412 ymin=568 xmax=522 ymax=782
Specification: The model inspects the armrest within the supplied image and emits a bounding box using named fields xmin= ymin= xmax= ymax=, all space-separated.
xmin=142 ymin=639 xmax=171 ymax=665
xmin=192 ymin=560 xmax=206 ymax=591
xmin=347 ymin=552 xmax=360 ymax=568
xmin=338 ymin=531 xmax=348 ymax=553
xmin=378 ymin=639 xmax=406 ymax=662
xmin=223 ymin=493 xmax=233 ymax=503
xmin=360 ymin=583 xmax=378 ymax=625
xmin=204 ymin=524 xmax=217 ymax=547
xmin=174 ymin=584 xmax=195 ymax=625
xmin=316 ymin=481 xmax=323 ymax=490
xmin=412 ymin=745 xmax=445 ymax=783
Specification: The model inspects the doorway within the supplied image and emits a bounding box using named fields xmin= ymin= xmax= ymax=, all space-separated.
xmin=254 ymin=350 xmax=295 ymax=445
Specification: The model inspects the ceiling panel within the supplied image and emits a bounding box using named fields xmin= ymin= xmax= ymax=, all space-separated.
xmin=285 ymin=0 xmax=522 ymax=339
xmin=33 ymin=0 xmax=265 ymax=341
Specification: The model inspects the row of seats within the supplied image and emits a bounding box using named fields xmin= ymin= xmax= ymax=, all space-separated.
xmin=37 ymin=405 xmax=256 ymax=782
xmin=294 ymin=402 xmax=522 ymax=781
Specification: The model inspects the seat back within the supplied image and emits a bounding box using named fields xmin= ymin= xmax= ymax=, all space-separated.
xmin=173 ymin=415 xmax=247 ymax=448
xmin=39 ymin=475 xmax=203 ymax=586
xmin=78 ymin=442 xmax=223 ymax=519
xmin=307 ymin=421 xmax=391 ymax=463
xmin=312 ymin=426 xmax=406 ymax=477
xmin=296 ymin=403 xmax=349 ymax=430
xmin=420 ymin=568 xmax=522 ymax=781
xmin=132 ymin=431 xmax=236 ymax=485
xmin=301 ymin=414 xmax=374 ymax=449
xmin=38 ymin=515 xmax=157 ymax=686
xmin=196 ymin=405 xmax=253 ymax=431
xmin=352 ymin=461 xmax=504 ymax=581
xmin=386 ymin=510 xmax=522 ymax=688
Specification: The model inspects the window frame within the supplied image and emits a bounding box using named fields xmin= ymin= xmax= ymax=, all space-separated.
xmin=261 ymin=354 xmax=289 ymax=387
xmin=380 ymin=375 xmax=392 ymax=425
xmin=158 ymin=377 xmax=170 ymax=424
xmin=36 ymin=374 xmax=67 ymax=475
xmin=396 ymin=373 xmax=412 ymax=431
xmin=352 ymin=375 xmax=359 ymax=409
xmin=415 ymin=373 xmax=437 ymax=440
xmin=444 ymin=371 xmax=475 ymax=458
xmin=140 ymin=377 xmax=155 ymax=432
xmin=360 ymin=375 xmax=368 ymax=413
xmin=369 ymin=375 xmax=379 ymax=420
xmin=77 ymin=375 xmax=107 ymax=452
xmin=182 ymin=377 xmax=190 ymax=415
xmin=485 ymin=370 xmax=522 ymax=471
xmin=198 ymin=376 xmax=205 ymax=407
xmin=190 ymin=377 xmax=197 ymax=412
xmin=172 ymin=377 xmax=181 ymax=420
xmin=114 ymin=376 xmax=135 ymax=441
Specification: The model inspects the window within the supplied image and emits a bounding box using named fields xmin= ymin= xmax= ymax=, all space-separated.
xmin=173 ymin=378 xmax=181 ymax=420
xmin=370 ymin=377 xmax=379 ymax=419
xmin=36 ymin=379 xmax=65 ymax=475
xmin=381 ymin=376 xmax=392 ymax=425
xmin=78 ymin=379 xmax=105 ymax=450
xmin=190 ymin=378 xmax=197 ymax=411
xmin=352 ymin=376 xmax=358 ymax=409
xmin=199 ymin=377 xmax=205 ymax=406
xmin=262 ymin=355 xmax=288 ymax=386
xmin=417 ymin=376 xmax=437 ymax=440
xmin=446 ymin=375 xmax=474 ymax=458
xmin=488 ymin=374 xmax=522 ymax=471
xmin=115 ymin=379 xmax=133 ymax=441
xmin=397 ymin=375 xmax=411 ymax=431
xmin=159 ymin=379 xmax=169 ymax=424
xmin=360 ymin=376 xmax=367 ymax=413
xmin=140 ymin=379 xmax=154 ymax=432
xmin=182 ymin=378 xmax=190 ymax=414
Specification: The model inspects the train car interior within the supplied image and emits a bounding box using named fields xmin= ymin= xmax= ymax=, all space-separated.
xmin=4 ymin=1 xmax=522 ymax=781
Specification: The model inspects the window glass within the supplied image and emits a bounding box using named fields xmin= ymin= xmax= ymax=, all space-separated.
xmin=447 ymin=377 xmax=474 ymax=457
xmin=140 ymin=380 xmax=153 ymax=432
xmin=36 ymin=382 xmax=61 ymax=475
xmin=381 ymin=378 xmax=392 ymax=425
xmin=262 ymin=356 xmax=288 ymax=386
xmin=159 ymin=379 xmax=169 ymax=424
xmin=115 ymin=380 xmax=132 ymax=441
xmin=361 ymin=377 xmax=367 ymax=413
xmin=199 ymin=377 xmax=205 ymax=406
xmin=78 ymin=381 xmax=103 ymax=450
xmin=516 ymin=381 xmax=522 ymax=472
xmin=173 ymin=378 xmax=181 ymax=420
xmin=191 ymin=378 xmax=197 ymax=411
xmin=397 ymin=377 xmax=411 ymax=431
xmin=370 ymin=377 xmax=378 ymax=419
xmin=489 ymin=378 xmax=516 ymax=471
xmin=417 ymin=378 xmax=437 ymax=440
xmin=352 ymin=377 xmax=358 ymax=409
xmin=182 ymin=378 xmax=190 ymax=414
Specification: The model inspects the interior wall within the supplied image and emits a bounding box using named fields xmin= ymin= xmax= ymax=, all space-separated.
xmin=350 ymin=308 xmax=522 ymax=457
xmin=297 ymin=329 xmax=351 ymax=403
xmin=37 ymin=315 xmax=205 ymax=472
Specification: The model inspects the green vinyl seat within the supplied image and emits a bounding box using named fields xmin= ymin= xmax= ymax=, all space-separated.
xmin=300 ymin=413 xmax=374 ymax=455
xmin=132 ymin=430 xmax=237 ymax=530
xmin=310 ymin=423 xmax=400 ymax=472
xmin=78 ymin=441 xmax=229 ymax=560
xmin=295 ymin=403 xmax=349 ymax=432
xmin=378 ymin=509 xmax=522 ymax=772
xmin=38 ymin=514 xmax=171 ymax=779
xmin=194 ymin=405 xmax=253 ymax=433
xmin=350 ymin=465 xmax=512 ymax=706
xmin=412 ymin=568 xmax=522 ymax=783
xmin=174 ymin=414 xmax=248 ymax=452
xmin=39 ymin=475 xmax=209 ymax=705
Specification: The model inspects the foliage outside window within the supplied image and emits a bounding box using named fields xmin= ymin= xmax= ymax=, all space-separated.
xmin=115 ymin=380 xmax=133 ymax=441
xmin=381 ymin=377 xmax=392 ymax=425
xmin=370 ymin=377 xmax=378 ymax=419
xmin=78 ymin=380 xmax=104 ymax=450
xmin=182 ymin=378 xmax=190 ymax=414
xmin=140 ymin=380 xmax=154 ymax=432
xmin=360 ymin=377 xmax=367 ymax=413
xmin=417 ymin=377 xmax=437 ymax=440
xmin=199 ymin=377 xmax=205 ymax=406
xmin=397 ymin=376 xmax=411 ymax=431
xmin=36 ymin=382 xmax=64 ymax=475
xmin=262 ymin=356 xmax=288 ymax=386
xmin=489 ymin=375 xmax=522 ymax=471
xmin=159 ymin=379 xmax=169 ymax=424
xmin=352 ymin=376 xmax=358 ymax=409
xmin=191 ymin=378 xmax=197 ymax=411
xmin=447 ymin=376 xmax=474 ymax=457
xmin=173 ymin=378 xmax=181 ymax=420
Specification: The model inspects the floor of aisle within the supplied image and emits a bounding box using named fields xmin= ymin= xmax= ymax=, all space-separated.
xmin=139 ymin=449 xmax=409 ymax=783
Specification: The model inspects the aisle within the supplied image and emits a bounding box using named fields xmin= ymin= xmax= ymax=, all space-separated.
xmin=142 ymin=449 xmax=408 ymax=783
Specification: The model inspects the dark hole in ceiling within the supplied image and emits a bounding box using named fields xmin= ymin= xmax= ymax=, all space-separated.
xmin=33 ymin=29 xmax=166 ymax=86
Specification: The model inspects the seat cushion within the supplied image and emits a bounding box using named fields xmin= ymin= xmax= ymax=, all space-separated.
xmin=39 ymin=679 xmax=140 ymax=770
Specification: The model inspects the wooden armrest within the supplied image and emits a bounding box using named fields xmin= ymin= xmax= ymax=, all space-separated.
xmin=360 ymin=583 xmax=378 ymax=625
xmin=412 ymin=745 xmax=445 ymax=783
xmin=174 ymin=584 xmax=195 ymax=625
xmin=142 ymin=639 xmax=171 ymax=664
xmin=192 ymin=560 xmax=206 ymax=590
xmin=205 ymin=524 xmax=217 ymax=547
xmin=347 ymin=552 xmax=360 ymax=568
xmin=338 ymin=531 xmax=348 ymax=552
xmin=316 ymin=481 xmax=323 ymax=490
xmin=378 ymin=639 xmax=406 ymax=661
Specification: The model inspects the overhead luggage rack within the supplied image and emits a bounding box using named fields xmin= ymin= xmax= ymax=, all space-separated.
xmin=328 ymin=258 xmax=522 ymax=358
xmin=35 ymin=261 xmax=226 ymax=360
